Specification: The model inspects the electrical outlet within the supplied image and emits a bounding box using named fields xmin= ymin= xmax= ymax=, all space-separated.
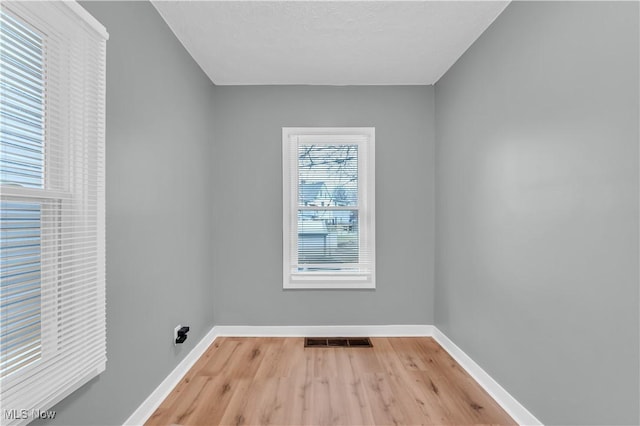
xmin=174 ymin=324 xmax=182 ymax=346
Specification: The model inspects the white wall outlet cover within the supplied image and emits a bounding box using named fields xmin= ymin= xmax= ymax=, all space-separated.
xmin=173 ymin=325 xmax=182 ymax=345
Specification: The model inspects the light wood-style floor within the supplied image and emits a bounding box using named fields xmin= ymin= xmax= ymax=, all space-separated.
xmin=146 ymin=337 xmax=516 ymax=425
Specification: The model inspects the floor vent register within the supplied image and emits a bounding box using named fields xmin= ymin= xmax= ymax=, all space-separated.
xmin=304 ymin=337 xmax=373 ymax=348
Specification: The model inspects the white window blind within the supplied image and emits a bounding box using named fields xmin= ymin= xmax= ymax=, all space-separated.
xmin=0 ymin=2 xmax=107 ymax=424
xmin=282 ymin=128 xmax=375 ymax=289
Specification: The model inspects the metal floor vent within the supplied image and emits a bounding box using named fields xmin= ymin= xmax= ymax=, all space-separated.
xmin=304 ymin=337 xmax=373 ymax=348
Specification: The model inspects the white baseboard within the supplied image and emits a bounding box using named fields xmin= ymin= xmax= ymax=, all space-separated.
xmin=123 ymin=324 xmax=541 ymax=426
xmin=214 ymin=324 xmax=434 ymax=337
xmin=431 ymin=327 xmax=543 ymax=426
xmin=122 ymin=326 xmax=219 ymax=426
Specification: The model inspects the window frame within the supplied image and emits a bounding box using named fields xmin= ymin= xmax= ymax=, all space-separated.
xmin=0 ymin=1 xmax=107 ymax=421
xmin=282 ymin=127 xmax=375 ymax=289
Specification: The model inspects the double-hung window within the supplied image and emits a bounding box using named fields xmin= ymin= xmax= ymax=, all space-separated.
xmin=0 ymin=2 xmax=107 ymax=423
xmin=282 ymin=127 xmax=375 ymax=289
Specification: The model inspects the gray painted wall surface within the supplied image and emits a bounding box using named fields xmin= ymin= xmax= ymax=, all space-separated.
xmin=434 ymin=2 xmax=639 ymax=425
xmin=211 ymin=86 xmax=435 ymax=325
xmin=30 ymin=1 xmax=638 ymax=425
xmin=42 ymin=2 xmax=215 ymax=425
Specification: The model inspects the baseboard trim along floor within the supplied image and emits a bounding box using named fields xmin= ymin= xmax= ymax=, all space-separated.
xmin=430 ymin=328 xmax=542 ymax=426
xmin=123 ymin=325 xmax=542 ymax=426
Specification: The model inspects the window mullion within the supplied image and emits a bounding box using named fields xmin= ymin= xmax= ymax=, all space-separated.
xmin=0 ymin=185 xmax=70 ymax=201
xmin=297 ymin=206 xmax=359 ymax=211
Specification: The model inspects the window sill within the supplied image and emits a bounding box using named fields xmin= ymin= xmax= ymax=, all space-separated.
xmin=284 ymin=276 xmax=375 ymax=290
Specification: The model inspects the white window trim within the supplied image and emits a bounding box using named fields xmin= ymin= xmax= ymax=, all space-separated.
xmin=282 ymin=127 xmax=375 ymax=290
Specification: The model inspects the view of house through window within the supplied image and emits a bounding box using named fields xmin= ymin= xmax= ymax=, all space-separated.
xmin=297 ymin=144 xmax=359 ymax=268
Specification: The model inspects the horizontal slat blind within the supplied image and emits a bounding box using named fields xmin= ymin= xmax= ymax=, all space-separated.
xmin=297 ymin=140 xmax=362 ymax=267
xmin=0 ymin=201 xmax=42 ymax=379
xmin=0 ymin=6 xmax=45 ymax=387
xmin=0 ymin=2 xmax=107 ymax=424
xmin=0 ymin=11 xmax=44 ymax=189
xmin=283 ymin=129 xmax=375 ymax=288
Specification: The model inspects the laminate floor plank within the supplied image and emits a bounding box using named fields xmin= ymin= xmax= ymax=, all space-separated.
xmin=148 ymin=337 xmax=235 ymax=425
xmin=253 ymin=339 xmax=296 ymax=380
xmin=146 ymin=337 xmax=516 ymax=426
xmin=312 ymin=348 xmax=340 ymax=379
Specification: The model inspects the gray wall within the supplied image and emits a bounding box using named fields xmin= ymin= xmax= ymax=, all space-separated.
xmin=34 ymin=1 xmax=639 ymax=425
xmin=434 ymin=2 xmax=639 ymax=425
xmin=43 ymin=2 xmax=215 ymax=425
xmin=211 ymin=86 xmax=435 ymax=325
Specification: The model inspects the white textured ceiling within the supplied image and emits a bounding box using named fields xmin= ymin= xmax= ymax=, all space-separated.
xmin=151 ymin=1 xmax=509 ymax=86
